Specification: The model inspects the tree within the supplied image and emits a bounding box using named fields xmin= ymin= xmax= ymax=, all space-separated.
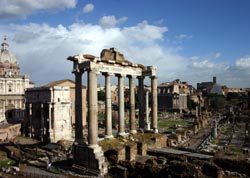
xmin=187 ymin=96 xmax=197 ymax=110
xmin=98 ymin=90 xmax=106 ymax=101
xmin=209 ymin=94 xmax=226 ymax=112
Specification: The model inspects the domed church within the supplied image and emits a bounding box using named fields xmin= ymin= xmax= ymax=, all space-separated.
xmin=0 ymin=36 xmax=34 ymax=123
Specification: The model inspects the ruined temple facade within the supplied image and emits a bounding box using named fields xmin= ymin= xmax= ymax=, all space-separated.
xmin=68 ymin=48 xmax=158 ymax=175
xmin=0 ymin=37 xmax=34 ymax=123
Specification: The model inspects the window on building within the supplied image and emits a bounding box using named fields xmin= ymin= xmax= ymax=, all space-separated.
xmin=8 ymin=85 xmax=12 ymax=92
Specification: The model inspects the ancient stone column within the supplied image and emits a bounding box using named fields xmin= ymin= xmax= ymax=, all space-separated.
xmin=88 ymin=69 xmax=98 ymax=147
xmin=48 ymin=103 xmax=53 ymax=141
xmin=117 ymin=74 xmax=126 ymax=136
xmin=40 ymin=104 xmax=44 ymax=141
xmin=138 ymin=76 xmax=145 ymax=129
xmin=129 ymin=76 xmax=136 ymax=134
xmin=196 ymin=105 xmax=199 ymax=118
xmin=29 ymin=103 xmax=32 ymax=138
xmin=75 ymin=71 xmax=83 ymax=143
xmin=145 ymin=90 xmax=150 ymax=130
xmin=151 ymin=76 xmax=158 ymax=133
xmin=104 ymin=73 xmax=113 ymax=138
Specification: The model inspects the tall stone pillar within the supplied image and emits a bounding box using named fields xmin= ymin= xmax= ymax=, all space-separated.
xmin=48 ymin=103 xmax=54 ymax=142
xmin=195 ymin=105 xmax=199 ymax=118
xmin=138 ymin=76 xmax=145 ymax=129
xmin=88 ymin=69 xmax=98 ymax=147
xmin=117 ymin=74 xmax=126 ymax=136
xmin=104 ymin=73 xmax=113 ymax=138
xmin=29 ymin=103 xmax=32 ymax=138
xmin=151 ymin=76 xmax=158 ymax=133
xmin=145 ymin=90 xmax=150 ymax=130
xmin=40 ymin=104 xmax=44 ymax=141
xmin=74 ymin=71 xmax=83 ymax=143
xmin=129 ymin=76 xmax=137 ymax=134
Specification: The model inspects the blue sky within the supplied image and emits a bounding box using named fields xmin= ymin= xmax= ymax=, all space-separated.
xmin=0 ymin=0 xmax=249 ymax=88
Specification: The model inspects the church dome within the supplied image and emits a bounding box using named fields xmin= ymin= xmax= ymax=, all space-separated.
xmin=0 ymin=37 xmax=20 ymax=76
xmin=0 ymin=37 xmax=18 ymax=64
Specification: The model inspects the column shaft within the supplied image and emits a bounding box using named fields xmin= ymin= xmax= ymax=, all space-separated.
xmin=118 ymin=75 xmax=126 ymax=136
xmin=29 ymin=103 xmax=32 ymax=138
xmin=48 ymin=103 xmax=53 ymax=141
xmin=129 ymin=76 xmax=136 ymax=134
xmin=145 ymin=90 xmax=150 ymax=130
xmin=151 ymin=76 xmax=158 ymax=133
xmin=138 ymin=77 xmax=145 ymax=129
xmin=75 ymin=72 xmax=83 ymax=142
xmin=105 ymin=73 xmax=113 ymax=138
xmin=40 ymin=104 xmax=44 ymax=140
xmin=88 ymin=70 xmax=98 ymax=147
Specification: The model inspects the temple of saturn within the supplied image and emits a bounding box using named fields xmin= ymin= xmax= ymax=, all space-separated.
xmin=67 ymin=48 xmax=158 ymax=175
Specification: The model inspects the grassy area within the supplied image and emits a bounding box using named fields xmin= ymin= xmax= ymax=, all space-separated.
xmin=0 ymin=158 xmax=16 ymax=168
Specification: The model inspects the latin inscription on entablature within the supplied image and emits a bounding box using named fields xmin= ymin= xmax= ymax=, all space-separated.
xmin=98 ymin=64 xmax=142 ymax=76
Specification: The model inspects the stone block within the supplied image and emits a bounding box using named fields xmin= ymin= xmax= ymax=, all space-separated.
xmin=125 ymin=143 xmax=137 ymax=161
xmin=73 ymin=144 xmax=107 ymax=176
xmin=137 ymin=142 xmax=147 ymax=156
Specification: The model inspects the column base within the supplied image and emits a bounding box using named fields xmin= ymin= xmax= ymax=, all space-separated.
xmin=130 ymin=130 xmax=137 ymax=134
xmin=118 ymin=132 xmax=127 ymax=137
xmin=104 ymin=135 xmax=114 ymax=139
xmin=153 ymin=128 xmax=159 ymax=133
xmin=74 ymin=138 xmax=85 ymax=145
xmin=145 ymin=122 xmax=151 ymax=131
xmin=73 ymin=144 xmax=107 ymax=176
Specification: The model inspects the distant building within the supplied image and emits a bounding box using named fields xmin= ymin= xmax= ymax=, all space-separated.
xmin=197 ymin=76 xmax=217 ymax=96
xmin=0 ymin=37 xmax=34 ymax=123
xmin=0 ymin=37 xmax=33 ymax=142
xmin=42 ymin=79 xmax=87 ymax=127
xmin=25 ymin=85 xmax=72 ymax=142
xmin=158 ymin=79 xmax=188 ymax=112
xmin=25 ymin=79 xmax=86 ymax=142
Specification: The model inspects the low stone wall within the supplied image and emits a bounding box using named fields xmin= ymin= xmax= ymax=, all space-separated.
xmin=214 ymin=157 xmax=250 ymax=177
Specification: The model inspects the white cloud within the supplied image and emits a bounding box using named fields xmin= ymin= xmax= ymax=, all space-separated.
xmin=99 ymin=16 xmax=128 ymax=28
xmin=0 ymin=0 xmax=76 ymax=20
xmin=0 ymin=18 xmax=249 ymax=88
xmin=0 ymin=20 xmax=186 ymax=86
xmin=235 ymin=56 xmax=250 ymax=69
xmin=82 ymin=3 xmax=94 ymax=14
xmin=214 ymin=52 xmax=221 ymax=59
xmin=175 ymin=34 xmax=192 ymax=40
xmin=191 ymin=60 xmax=214 ymax=69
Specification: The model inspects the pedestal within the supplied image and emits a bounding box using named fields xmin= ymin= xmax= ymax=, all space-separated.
xmin=73 ymin=144 xmax=108 ymax=176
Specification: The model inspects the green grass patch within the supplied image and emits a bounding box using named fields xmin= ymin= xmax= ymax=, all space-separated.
xmin=0 ymin=158 xmax=16 ymax=168
xmin=229 ymin=146 xmax=242 ymax=153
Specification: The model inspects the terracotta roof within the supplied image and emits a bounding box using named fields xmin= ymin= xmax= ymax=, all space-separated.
xmin=42 ymin=79 xmax=86 ymax=88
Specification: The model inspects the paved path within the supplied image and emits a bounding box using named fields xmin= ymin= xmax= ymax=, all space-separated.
xmin=183 ymin=124 xmax=212 ymax=150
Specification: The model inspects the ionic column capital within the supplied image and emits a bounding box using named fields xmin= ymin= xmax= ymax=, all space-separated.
xmin=115 ymin=73 xmax=126 ymax=78
xmin=150 ymin=75 xmax=158 ymax=80
xmin=127 ymin=75 xmax=136 ymax=79
xmin=137 ymin=76 xmax=145 ymax=79
xmin=102 ymin=72 xmax=113 ymax=77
